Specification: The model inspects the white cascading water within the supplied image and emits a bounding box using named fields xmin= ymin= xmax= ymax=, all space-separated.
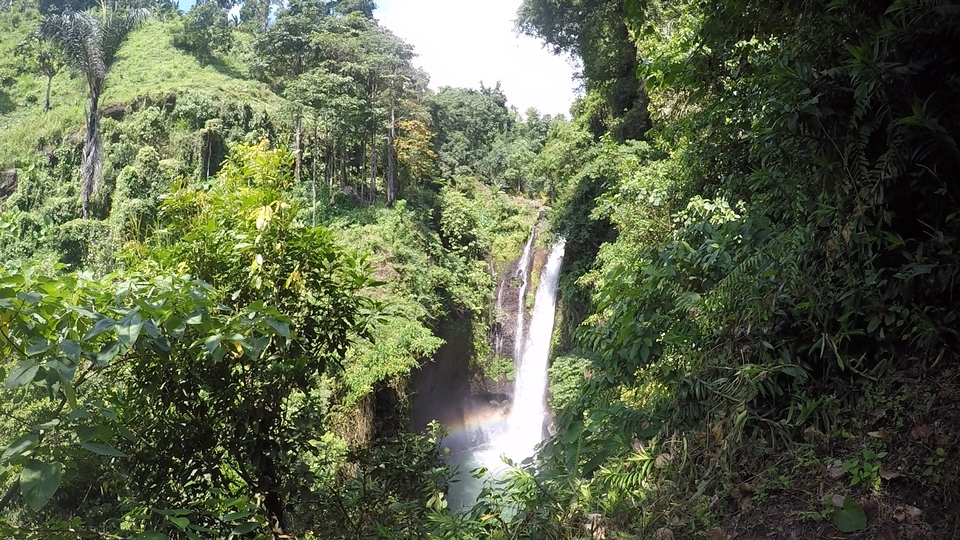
xmin=493 ymin=281 xmax=506 ymax=356
xmin=484 ymin=238 xmax=566 ymax=464
xmin=512 ymin=228 xmax=536 ymax=360
xmin=445 ymin=239 xmax=565 ymax=509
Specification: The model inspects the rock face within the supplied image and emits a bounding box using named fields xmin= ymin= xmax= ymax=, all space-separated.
xmin=0 ymin=169 xmax=17 ymax=200
xmin=409 ymin=320 xmax=478 ymax=451
xmin=411 ymin=221 xmax=545 ymax=450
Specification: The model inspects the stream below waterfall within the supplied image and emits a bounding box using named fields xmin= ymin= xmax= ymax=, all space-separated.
xmin=445 ymin=238 xmax=566 ymax=509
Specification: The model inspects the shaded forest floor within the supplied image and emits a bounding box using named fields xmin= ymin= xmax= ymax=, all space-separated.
xmin=662 ymin=364 xmax=960 ymax=539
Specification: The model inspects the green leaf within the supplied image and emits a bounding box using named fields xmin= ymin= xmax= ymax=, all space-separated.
xmin=222 ymin=510 xmax=254 ymax=522
xmin=169 ymin=516 xmax=190 ymax=530
xmin=80 ymin=442 xmax=127 ymax=458
xmin=47 ymin=357 xmax=77 ymax=383
xmin=135 ymin=532 xmax=169 ymax=540
xmin=96 ymin=341 xmax=121 ymax=367
xmin=116 ymin=314 xmax=144 ymax=349
xmin=20 ymin=459 xmax=62 ymax=511
xmin=16 ymin=291 xmax=41 ymax=304
xmin=153 ymin=508 xmax=192 ymax=516
xmin=25 ymin=339 xmax=52 ymax=356
xmin=231 ymin=522 xmax=259 ymax=535
xmin=833 ymin=497 xmax=867 ymax=532
xmin=4 ymin=360 xmax=39 ymax=390
xmin=59 ymin=340 xmax=81 ymax=361
xmin=84 ymin=318 xmax=116 ymax=341
xmin=68 ymin=408 xmax=92 ymax=420
xmin=266 ymin=319 xmax=291 ymax=338
xmin=63 ymin=379 xmax=78 ymax=410
xmin=561 ymin=421 xmax=582 ymax=445
xmin=75 ymin=426 xmax=99 ymax=443
xmin=1 ymin=434 xmax=39 ymax=462
xmin=31 ymin=419 xmax=60 ymax=431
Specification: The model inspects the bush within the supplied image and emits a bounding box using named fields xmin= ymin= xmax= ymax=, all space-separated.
xmin=55 ymin=218 xmax=113 ymax=270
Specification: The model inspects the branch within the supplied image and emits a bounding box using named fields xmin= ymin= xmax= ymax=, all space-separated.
xmin=0 ymin=479 xmax=19 ymax=514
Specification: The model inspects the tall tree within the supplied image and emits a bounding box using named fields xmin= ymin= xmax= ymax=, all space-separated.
xmin=14 ymin=33 xmax=65 ymax=112
xmin=426 ymin=85 xmax=513 ymax=179
xmin=254 ymin=0 xmax=333 ymax=184
xmin=518 ymin=0 xmax=649 ymax=140
xmin=41 ymin=5 xmax=147 ymax=218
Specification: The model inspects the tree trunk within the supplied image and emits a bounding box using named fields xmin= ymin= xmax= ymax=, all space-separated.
xmin=311 ymin=124 xmax=318 ymax=227
xmin=340 ymin=147 xmax=347 ymax=189
xmin=368 ymin=137 xmax=377 ymax=205
xmin=294 ymin=110 xmax=302 ymax=185
xmin=44 ymin=75 xmax=52 ymax=112
xmin=81 ymin=84 xmax=103 ymax=220
xmin=386 ymin=105 xmax=397 ymax=206
xmin=326 ymin=144 xmax=335 ymax=205
xmin=253 ymin=417 xmax=288 ymax=540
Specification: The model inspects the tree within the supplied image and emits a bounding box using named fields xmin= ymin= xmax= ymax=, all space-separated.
xmin=41 ymin=5 xmax=148 ymax=219
xmin=125 ymin=142 xmax=379 ymax=539
xmin=394 ymin=118 xmax=437 ymax=189
xmin=14 ymin=33 xmax=65 ymax=112
xmin=518 ymin=0 xmax=649 ymax=140
xmin=254 ymin=0 xmax=333 ymax=185
xmin=173 ymin=1 xmax=233 ymax=64
xmin=332 ymin=0 xmax=375 ymax=18
xmin=426 ymin=86 xmax=513 ymax=179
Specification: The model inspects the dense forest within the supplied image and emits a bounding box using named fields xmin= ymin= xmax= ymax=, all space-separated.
xmin=1 ymin=0 xmax=959 ymax=538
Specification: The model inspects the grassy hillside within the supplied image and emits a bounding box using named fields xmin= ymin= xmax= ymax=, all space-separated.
xmin=0 ymin=18 xmax=282 ymax=167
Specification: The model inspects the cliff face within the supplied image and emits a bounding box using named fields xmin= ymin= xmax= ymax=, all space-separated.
xmin=411 ymin=219 xmax=554 ymax=452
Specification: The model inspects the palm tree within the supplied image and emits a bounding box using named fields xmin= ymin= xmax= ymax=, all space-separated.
xmin=41 ymin=3 xmax=148 ymax=219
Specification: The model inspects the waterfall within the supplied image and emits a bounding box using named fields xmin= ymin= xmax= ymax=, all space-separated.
xmin=488 ymin=238 xmax=566 ymax=464
xmin=513 ymin=228 xmax=536 ymax=360
xmin=442 ymin=238 xmax=565 ymax=509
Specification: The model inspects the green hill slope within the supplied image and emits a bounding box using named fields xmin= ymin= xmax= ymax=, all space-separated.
xmin=0 ymin=19 xmax=282 ymax=167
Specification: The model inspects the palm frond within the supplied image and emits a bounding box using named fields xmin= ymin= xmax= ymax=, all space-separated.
xmin=41 ymin=9 xmax=106 ymax=83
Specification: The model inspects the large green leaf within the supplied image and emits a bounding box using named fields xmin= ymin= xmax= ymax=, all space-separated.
xmin=59 ymin=339 xmax=82 ymax=361
xmin=4 ymin=360 xmax=39 ymax=390
xmin=833 ymin=497 xmax=867 ymax=532
xmin=96 ymin=340 xmax=121 ymax=366
xmin=80 ymin=442 xmax=127 ymax=457
xmin=20 ymin=459 xmax=62 ymax=511
xmin=47 ymin=357 xmax=77 ymax=383
xmin=117 ymin=313 xmax=144 ymax=348
xmin=266 ymin=318 xmax=291 ymax=338
xmin=1 ymin=434 xmax=39 ymax=463
xmin=231 ymin=522 xmax=259 ymax=535
xmin=84 ymin=317 xmax=116 ymax=340
xmin=25 ymin=339 xmax=52 ymax=356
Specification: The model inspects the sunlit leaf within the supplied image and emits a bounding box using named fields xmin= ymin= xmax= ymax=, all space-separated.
xmin=84 ymin=317 xmax=116 ymax=340
xmin=117 ymin=313 xmax=144 ymax=348
xmin=1 ymin=434 xmax=39 ymax=462
xmin=4 ymin=360 xmax=39 ymax=390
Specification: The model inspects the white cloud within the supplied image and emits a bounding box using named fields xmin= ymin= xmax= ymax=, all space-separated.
xmin=375 ymin=0 xmax=579 ymax=117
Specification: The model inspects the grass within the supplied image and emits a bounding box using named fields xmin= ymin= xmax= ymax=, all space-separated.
xmin=0 ymin=18 xmax=283 ymax=167
xmin=103 ymin=21 xmax=282 ymax=110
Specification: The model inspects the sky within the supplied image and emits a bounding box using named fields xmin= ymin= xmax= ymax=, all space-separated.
xmin=374 ymin=0 xmax=580 ymax=117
